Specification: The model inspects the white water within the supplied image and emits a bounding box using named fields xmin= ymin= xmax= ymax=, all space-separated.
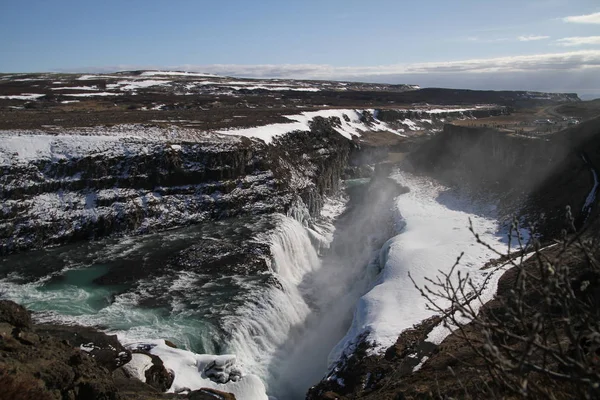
xmin=221 ymin=215 xmax=322 ymax=380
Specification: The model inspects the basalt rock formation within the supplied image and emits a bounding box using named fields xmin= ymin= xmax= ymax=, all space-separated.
xmin=0 ymin=118 xmax=356 ymax=255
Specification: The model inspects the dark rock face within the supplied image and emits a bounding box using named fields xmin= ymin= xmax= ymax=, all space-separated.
xmin=34 ymin=324 xmax=132 ymax=370
xmin=407 ymin=117 xmax=600 ymax=237
xmin=270 ymin=117 xmax=353 ymax=216
xmin=0 ymin=299 xmax=32 ymax=329
xmin=0 ymin=301 xmax=121 ymax=400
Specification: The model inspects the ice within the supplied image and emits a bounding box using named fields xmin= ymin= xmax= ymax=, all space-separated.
xmin=124 ymin=339 xmax=268 ymax=399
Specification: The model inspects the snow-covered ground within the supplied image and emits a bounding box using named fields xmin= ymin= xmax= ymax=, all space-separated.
xmin=0 ymin=71 xmax=419 ymax=100
xmin=330 ymin=171 xmax=525 ymax=362
xmin=217 ymin=108 xmax=477 ymax=144
xmin=0 ymin=125 xmax=241 ymax=166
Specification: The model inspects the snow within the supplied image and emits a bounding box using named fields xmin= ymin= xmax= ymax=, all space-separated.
xmin=123 ymin=353 xmax=154 ymax=382
xmin=227 ymin=85 xmax=320 ymax=92
xmin=401 ymin=119 xmax=419 ymax=130
xmin=61 ymin=100 xmax=80 ymax=104
xmin=115 ymin=80 xmax=172 ymax=90
xmin=0 ymin=134 xmax=120 ymax=165
xmin=52 ymin=86 xmax=99 ymax=91
xmin=421 ymin=108 xmax=474 ymax=114
xmin=63 ymin=92 xmax=123 ymax=97
xmin=141 ymin=71 xmax=218 ymax=77
xmin=422 ymin=244 xmax=552 ymax=346
xmin=412 ymin=356 xmax=429 ymax=372
xmin=0 ymin=125 xmax=240 ymax=166
xmin=77 ymin=74 xmax=118 ymax=80
xmin=331 ymin=171 xmax=521 ymax=359
xmin=80 ymin=343 xmax=96 ymax=353
xmin=218 ymin=109 xmax=397 ymax=144
xmin=124 ymin=339 xmax=268 ymax=399
xmin=0 ymin=93 xmax=45 ymax=100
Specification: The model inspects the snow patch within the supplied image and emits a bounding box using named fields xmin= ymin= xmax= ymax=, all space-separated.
xmin=52 ymin=86 xmax=99 ymax=91
xmin=124 ymin=340 xmax=268 ymax=399
xmin=0 ymin=93 xmax=45 ymax=100
xmin=218 ymin=109 xmax=397 ymax=144
xmin=63 ymin=92 xmax=123 ymax=97
xmin=141 ymin=71 xmax=219 ymax=77
xmin=115 ymin=80 xmax=172 ymax=90
xmin=122 ymin=353 xmax=154 ymax=382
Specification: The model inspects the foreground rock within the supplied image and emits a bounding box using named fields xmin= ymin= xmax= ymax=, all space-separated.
xmin=0 ymin=300 xmax=237 ymax=400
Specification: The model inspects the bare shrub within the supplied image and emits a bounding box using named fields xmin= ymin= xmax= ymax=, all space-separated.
xmin=412 ymin=208 xmax=600 ymax=399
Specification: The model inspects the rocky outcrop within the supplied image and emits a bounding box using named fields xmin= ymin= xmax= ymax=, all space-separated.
xmin=0 ymin=300 xmax=125 ymax=400
xmin=0 ymin=300 xmax=240 ymax=400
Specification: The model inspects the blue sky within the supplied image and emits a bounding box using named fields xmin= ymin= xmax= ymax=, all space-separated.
xmin=2 ymin=0 xmax=600 ymax=95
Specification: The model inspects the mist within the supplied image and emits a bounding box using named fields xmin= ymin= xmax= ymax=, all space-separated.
xmin=265 ymin=177 xmax=404 ymax=399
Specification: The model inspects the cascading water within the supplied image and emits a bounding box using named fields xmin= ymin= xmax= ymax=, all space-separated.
xmin=263 ymin=178 xmax=403 ymax=399
xmin=0 ymin=176 xmax=402 ymax=399
xmin=222 ymin=214 xmax=322 ymax=380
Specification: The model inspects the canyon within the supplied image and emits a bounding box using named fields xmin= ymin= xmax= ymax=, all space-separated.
xmin=1 ymin=71 xmax=598 ymax=400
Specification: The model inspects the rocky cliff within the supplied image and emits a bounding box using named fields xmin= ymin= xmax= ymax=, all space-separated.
xmin=407 ymin=117 xmax=600 ymax=237
xmin=0 ymin=119 xmax=355 ymax=255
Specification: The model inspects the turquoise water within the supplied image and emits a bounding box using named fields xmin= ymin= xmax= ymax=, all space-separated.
xmin=37 ymin=264 xmax=119 ymax=315
xmin=0 ymin=217 xmax=273 ymax=354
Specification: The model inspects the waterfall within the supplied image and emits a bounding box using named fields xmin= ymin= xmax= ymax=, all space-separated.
xmin=223 ymin=212 xmax=322 ymax=383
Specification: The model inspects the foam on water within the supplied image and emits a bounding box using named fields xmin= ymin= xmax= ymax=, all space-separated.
xmin=221 ymin=214 xmax=323 ymax=380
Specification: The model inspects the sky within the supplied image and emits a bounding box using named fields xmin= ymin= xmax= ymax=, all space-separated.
xmin=1 ymin=0 xmax=600 ymax=97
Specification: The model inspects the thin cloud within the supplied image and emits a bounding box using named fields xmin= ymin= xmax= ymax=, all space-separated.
xmin=556 ymin=36 xmax=600 ymax=47
xmin=59 ymin=50 xmax=600 ymax=80
xmin=563 ymin=11 xmax=600 ymax=24
xmin=195 ymin=50 xmax=600 ymax=78
xmin=518 ymin=35 xmax=550 ymax=42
